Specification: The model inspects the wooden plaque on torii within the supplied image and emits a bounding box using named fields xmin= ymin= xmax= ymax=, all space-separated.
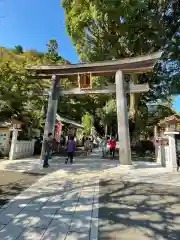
xmin=78 ymin=73 xmax=92 ymax=90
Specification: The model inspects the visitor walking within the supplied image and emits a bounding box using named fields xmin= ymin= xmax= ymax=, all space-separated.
xmin=82 ymin=133 xmax=86 ymax=147
xmin=43 ymin=133 xmax=53 ymax=168
xmin=108 ymin=136 xmax=116 ymax=160
xmin=89 ymin=135 xmax=94 ymax=152
xmin=84 ymin=137 xmax=91 ymax=156
xmin=100 ymin=137 xmax=107 ymax=158
xmin=60 ymin=135 xmax=65 ymax=147
xmin=65 ymin=136 xmax=76 ymax=164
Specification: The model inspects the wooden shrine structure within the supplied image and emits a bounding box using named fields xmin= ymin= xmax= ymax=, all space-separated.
xmin=28 ymin=52 xmax=161 ymax=166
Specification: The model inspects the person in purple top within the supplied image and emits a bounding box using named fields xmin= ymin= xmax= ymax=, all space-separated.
xmin=65 ymin=136 xmax=76 ymax=164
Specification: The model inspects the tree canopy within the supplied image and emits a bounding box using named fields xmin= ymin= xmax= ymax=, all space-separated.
xmin=62 ymin=0 xmax=180 ymax=140
xmin=0 ymin=41 xmax=68 ymax=128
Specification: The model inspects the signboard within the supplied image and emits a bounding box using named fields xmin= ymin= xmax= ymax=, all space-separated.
xmin=78 ymin=73 xmax=92 ymax=90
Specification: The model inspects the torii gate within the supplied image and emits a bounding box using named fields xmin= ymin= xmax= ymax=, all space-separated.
xmin=28 ymin=52 xmax=161 ymax=167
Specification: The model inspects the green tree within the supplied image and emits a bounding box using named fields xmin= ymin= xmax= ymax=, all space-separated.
xmin=62 ymin=0 xmax=180 ymax=141
xmin=46 ymin=39 xmax=60 ymax=63
xmin=161 ymin=0 xmax=180 ymax=60
xmin=142 ymin=102 xmax=176 ymax=139
xmin=96 ymin=98 xmax=116 ymax=136
xmin=14 ymin=45 xmax=23 ymax=54
xmin=0 ymin=43 xmax=68 ymax=129
xmin=81 ymin=112 xmax=93 ymax=135
xmin=62 ymin=0 xmax=168 ymax=60
xmin=0 ymin=57 xmax=47 ymax=127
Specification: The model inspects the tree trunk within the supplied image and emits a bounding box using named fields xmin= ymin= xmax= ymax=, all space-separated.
xmin=132 ymin=103 xmax=141 ymax=144
xmin=105 ymin=124 xmax=108 ymax=136
xmin=109 ymin=125 xmax=112 ymax=136
xmin=128 ymin=74 xmax=140 ymax=145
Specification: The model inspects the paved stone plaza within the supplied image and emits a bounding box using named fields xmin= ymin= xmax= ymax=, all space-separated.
xmin=0 ymin=175 xmax=99 ymax=239
xmin=0 ymin=153 xmax=110 ymax=240
xmin=99 ymin=179 xmax=180 ymax=240
xmin=0 ymin=170 xmax=44 ymax=208
xmin=0 ymin=153 xmax=180 ymax=239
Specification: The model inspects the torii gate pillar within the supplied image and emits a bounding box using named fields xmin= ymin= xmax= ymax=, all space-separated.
xmin=40 ymin=75 xmax=60 ymax=161
xmin=116 ymin=70 xmax=132 ymax=165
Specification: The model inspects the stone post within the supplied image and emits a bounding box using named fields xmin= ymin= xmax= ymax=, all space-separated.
xmin=168 ymin=134 xmax=177 ymax=171
xmin=40 ymin=75 xmax=60 ymax=161
xmin=160 ymin=143 xmax=166 ymax=167
xmin=158 ymin=144 xmax=163 ymax=165
xmin=154 ymin=126 xmax=159 ymax=162
xmin=115 ymin=70 xmax=132 ymax=165
xmin=9 ymin=128 xmax=18 ymax=160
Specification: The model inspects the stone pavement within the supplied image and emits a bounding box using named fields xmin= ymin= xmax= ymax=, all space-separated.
xmin=0 ymin=170 xmax=44 ymax=208
xmin=0 ymin=152 xmax=109 ymax=240
xmin=0 ymin=152 xmax=118 ymax=176
xmin=0 ymin=151 xmax=180 ymax=239
xmin=0 ymin=175 xmax=99 ymax=239
xmin=98 ymin=178 xmax=180 ymax=240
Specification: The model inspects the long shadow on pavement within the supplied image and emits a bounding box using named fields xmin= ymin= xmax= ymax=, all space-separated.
xmin=99 ymin=178 xmax=180 ymax=240
xmin=0 ymin=171 xmax=45 ymax=207
xmin=0 ymin=179 xmax=98 ymax=240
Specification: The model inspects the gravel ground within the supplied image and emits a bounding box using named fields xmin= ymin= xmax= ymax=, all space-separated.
xmin=99 ymin=178 xmax=180 ymax=240
xmin=0 ymin=170 xmax=45 ymax=207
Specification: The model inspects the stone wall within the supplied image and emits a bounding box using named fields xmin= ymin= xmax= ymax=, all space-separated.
xmin=10 ymin=139 xmax=35 ymax=160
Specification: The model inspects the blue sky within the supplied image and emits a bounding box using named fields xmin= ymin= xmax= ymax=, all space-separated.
xmin=173 ymin=95 xmax=180 ymax=112
xmin=0 ymin=0 xmax=79 ymax=63
xmin=0 ymin=0 xmax=179 ymax=112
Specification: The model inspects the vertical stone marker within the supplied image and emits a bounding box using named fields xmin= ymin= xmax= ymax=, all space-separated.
xmin=115 ymin=70 xmax=132 ymax=165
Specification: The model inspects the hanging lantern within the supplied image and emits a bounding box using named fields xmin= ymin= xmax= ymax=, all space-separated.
xmin=78 ymin=73 xmax=92 ymax=90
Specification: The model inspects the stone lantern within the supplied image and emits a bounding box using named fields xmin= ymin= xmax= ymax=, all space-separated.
xmin=9 ymin=118 xmax=23 ymax=160
xmin=157 ymin=115 xmax=180 ymax=171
